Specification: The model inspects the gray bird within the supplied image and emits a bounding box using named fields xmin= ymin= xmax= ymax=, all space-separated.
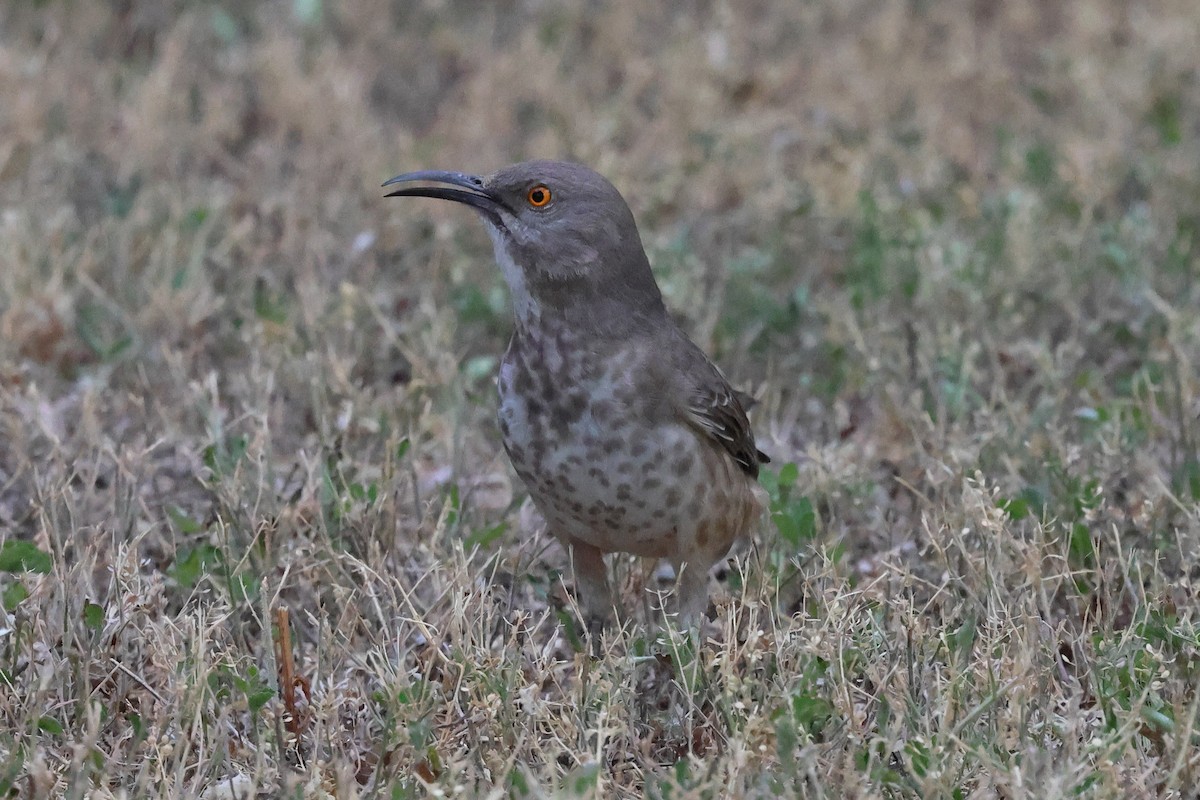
xmin=384 ymin=160 xmax=768 ymax=632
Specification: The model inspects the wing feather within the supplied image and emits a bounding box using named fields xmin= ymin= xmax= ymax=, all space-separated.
xmin=673 ymin=345 xmax=770 ymax=477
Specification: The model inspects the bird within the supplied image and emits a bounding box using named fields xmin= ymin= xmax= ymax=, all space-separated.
xmin=383 ymin=160 xmax=768 ymax=633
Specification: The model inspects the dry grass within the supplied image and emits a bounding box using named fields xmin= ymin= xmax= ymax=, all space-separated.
xmin=1 ymin=1 xmax=1199 ymax=797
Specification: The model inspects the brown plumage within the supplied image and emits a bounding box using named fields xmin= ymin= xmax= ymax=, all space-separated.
xmin=385 ymin=160 xmax=768 ymax=631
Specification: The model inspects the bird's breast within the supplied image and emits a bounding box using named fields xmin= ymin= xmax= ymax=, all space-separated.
xmin=496 ymin=326 xmax=629 ymax=468
xmin=494 ymin=329 xmax=754 ymax=558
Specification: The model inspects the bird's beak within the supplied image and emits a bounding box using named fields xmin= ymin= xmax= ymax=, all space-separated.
xmin=382 ymin=170 xmax=505 ymax=217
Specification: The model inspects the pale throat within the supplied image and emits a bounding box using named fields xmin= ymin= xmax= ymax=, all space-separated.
xmin=487 ymin=226 xmax=541 ymax=330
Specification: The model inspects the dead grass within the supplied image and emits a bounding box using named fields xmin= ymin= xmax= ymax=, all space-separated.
xmin=1 ymin=0 xmax=1199 ymax=797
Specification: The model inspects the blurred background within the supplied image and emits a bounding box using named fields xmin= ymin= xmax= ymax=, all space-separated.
xmin=1 ymin=0 xmax=1197 ymax=540
xmin=2 ymin=1 xmax=1200 ymax=795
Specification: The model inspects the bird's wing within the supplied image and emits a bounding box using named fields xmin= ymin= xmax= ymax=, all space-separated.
xmin=670 ymin=336 xmax=769 ymax=478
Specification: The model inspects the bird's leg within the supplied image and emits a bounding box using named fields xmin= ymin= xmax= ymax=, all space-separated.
xmin=567 ymin=539 xmax=613 ymax=638
xmin=664 ymin=559 xmax=712 ymax=721
xmin=671 ymin=559 xmax=711 ymax=630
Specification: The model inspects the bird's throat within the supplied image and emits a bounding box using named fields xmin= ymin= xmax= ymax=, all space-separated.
xmin=487 ymin=227 xmax=544 ymax=331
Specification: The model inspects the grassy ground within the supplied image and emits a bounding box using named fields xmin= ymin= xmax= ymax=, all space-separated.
xmin=1 ymin=1 xmax=1199 ymax=797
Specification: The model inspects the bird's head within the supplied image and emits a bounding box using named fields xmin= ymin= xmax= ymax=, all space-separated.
xmin=384 ymin=160 xmax=664 ymax=324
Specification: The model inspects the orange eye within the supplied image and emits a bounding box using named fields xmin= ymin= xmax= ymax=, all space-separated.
xmin=527 ymin=185 xmax=552 ymax=207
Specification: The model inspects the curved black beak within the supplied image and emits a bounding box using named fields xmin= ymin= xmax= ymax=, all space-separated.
xmin=382 ymin=170 xmax=505 ymax=218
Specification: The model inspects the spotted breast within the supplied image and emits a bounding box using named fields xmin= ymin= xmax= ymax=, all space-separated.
xmin=496 ymin=318 xmax=760 ymax=565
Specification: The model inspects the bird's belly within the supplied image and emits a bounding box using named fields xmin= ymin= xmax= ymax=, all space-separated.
xmin=497 ymin=366 xmax=752 ymax=558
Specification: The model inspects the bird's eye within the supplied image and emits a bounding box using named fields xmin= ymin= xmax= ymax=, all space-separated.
xmin=527 ymin=185 xmax=552 ymax=208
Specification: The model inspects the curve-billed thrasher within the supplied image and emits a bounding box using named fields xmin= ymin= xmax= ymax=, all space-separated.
xmin=384 ymin=160 xmax=768 ymax=630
